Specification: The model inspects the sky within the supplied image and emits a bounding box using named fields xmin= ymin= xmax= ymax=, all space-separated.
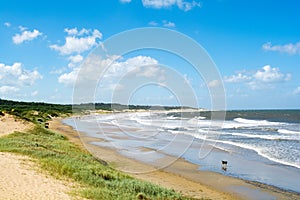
xmin=0 ymin=0 xmax=300 ymax=109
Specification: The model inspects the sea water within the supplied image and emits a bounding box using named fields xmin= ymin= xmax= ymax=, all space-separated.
xmin=64 ymin=110 xmax=300 ymax=193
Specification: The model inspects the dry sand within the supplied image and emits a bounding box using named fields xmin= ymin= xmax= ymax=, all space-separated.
xmin=50 ymin=118 xmax=300 ymax=200
xmin=0 ymin=114 xmax=32 ymax=137
xmin=0 ymin=114 xmax=82 ymax=200
xmin=0 ymin=153 xmax=76 ymax=200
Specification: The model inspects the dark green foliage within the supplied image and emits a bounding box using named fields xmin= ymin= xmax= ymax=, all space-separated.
xmin=0 ymin=98 xmax=193 ymax=123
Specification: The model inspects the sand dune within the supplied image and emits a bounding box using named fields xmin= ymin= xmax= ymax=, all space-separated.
xmin=0 ymin=114 xmax=32 ymax=137
xmin=0 ymin=114 xmax=80 ymax=200
xmin=0 ymin=153 xmax=76 ymax=200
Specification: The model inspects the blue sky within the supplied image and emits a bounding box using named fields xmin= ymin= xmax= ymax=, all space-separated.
xmin=0 ymin=0 xmax=299 ymax=109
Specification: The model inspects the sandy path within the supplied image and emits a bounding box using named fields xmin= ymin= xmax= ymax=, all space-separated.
xmin=0 ymin=114 xmax=32 ymax=137
xmin=0 ymin=153 xmax=75 ymax=200
xmin=0 ymin=114 xmax=82 ymax=200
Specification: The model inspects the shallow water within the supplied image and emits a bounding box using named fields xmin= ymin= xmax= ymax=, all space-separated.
xmin=64 ymin=110 xmax=300 ymax=193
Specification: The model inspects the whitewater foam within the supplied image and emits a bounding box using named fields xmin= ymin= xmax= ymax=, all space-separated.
xmin=233 ymin=118 xmax=284 ymax=126
xmin=278 ymin=129 xmax=300 ymax=135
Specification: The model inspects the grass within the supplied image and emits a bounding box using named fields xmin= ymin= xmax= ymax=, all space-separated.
xmin=0 ymin=124 xmax=196 ymax=200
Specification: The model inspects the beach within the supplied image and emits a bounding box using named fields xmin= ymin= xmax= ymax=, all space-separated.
xmin=0 ymin=114 xmax=80 ymax=200
xmin=50 ymin=115 xmax=300 ymax=200
xmin=0 ymin=114 xmax=33 ymax=137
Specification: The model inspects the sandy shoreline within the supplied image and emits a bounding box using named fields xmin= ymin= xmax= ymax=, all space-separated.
xmin=50 ymin=118 xmax=300 ymax=200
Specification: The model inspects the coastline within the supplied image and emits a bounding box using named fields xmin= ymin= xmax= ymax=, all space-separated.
xmin=50 ymin=117 xmax=300 ymax=200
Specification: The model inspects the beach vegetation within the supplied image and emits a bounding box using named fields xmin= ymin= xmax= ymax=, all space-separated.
xmin=0 ymin=98 xmax=199 ymax=200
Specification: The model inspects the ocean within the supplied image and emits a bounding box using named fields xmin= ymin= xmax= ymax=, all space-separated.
xmin=64 ymin=109 xmax=300 ymax=193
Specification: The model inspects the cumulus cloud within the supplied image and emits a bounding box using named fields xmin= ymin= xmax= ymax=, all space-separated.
xmin=68 ymin=54 xmax=83 ymax=63
xmin=18 ymin=26 xmax=27 ymax=31
xmin=162 ymin=20 xmax=176 ymax=27
xmin=4 ymin=22 xmax=11 ymax=27
xmin=18 ymin=70 xmax=42 ymax=86
xmin=149 ymin=21 xmax=159 ymax=26
xmin=31 ymin=90 xmax=38 ymax=97
xmin=224 ymin=72 xmax=251 ymax=83
xmin=58 ymin=67 xmax=80 ymax=86
xmin=64 ymin=28 xmax=90 ymax=36
xmin=0 ymin=62 xmax=42 ymax=94
xmin=68 ymin=54 xmax=83 ymax=68
xmin=120 ymin=0 xmax=132 ymax=3
xmin=148 ymin=20 xmax=176 ymax=27
xmin=12 ymin=29 xmax=42 ymax=44
xmin=293 ymin=86 xmax=300 ymax=95
xmin=0 ymin=86 xmax=19 ymax=94
xmin=225 ymin=65 xmax=291 ymax=90
xmin=50 ymin=28 xmax=102 ymax=55
xmin=253 ymin=65 xmax=291 ymax=83
xmin=58 ymin=55 xmax=162 ymax=87
xmin=208 ymin=80 xmax=220 ymax=88
xmin=262 ymin=42 xmax=300 ymax=55
xmin=64 ymin=28 xmax=78 ymax=35
xmin=142 ymin=0 xmax=201 ymax=11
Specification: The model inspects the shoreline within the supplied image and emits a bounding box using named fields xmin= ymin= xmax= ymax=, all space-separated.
xmin=49 ymin=118 xmax=300 ymax=200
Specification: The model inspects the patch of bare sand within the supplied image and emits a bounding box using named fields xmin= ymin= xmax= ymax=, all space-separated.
xmin=0 ymin=115 xmax=84 ymax=200
xmin=0 ymin=152 xmax=79 ymax=200
xmin=0 ymin=114 xmax=32 ymax=137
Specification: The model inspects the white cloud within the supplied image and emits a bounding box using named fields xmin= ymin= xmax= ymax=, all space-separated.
xmin=120 ymin=0 xmax=132 ymax=3
xmin=18 ymin=26 xmax=27 ymax=31
xmin=64 ymin=28 xmax=90 ymax=36
xmin=183 ymin=74 xmax=192 ymax=84
xmin=50 ymin=66 xmax=67 ymax=75
xmin=58 ymin=67 xmax=80 ymax=86
xmin=4 ymin=22 xmax=11 ymax=27
xmin=225 ymin=65 xmax=291 ymax=90
xmin=64 ymin=28 xmax=78 ymax=35
xmin=293 ymin=86 xmax=300 ymax=95
xmin=253 ymin=65 xmax=291 ymax=83
xmin=50 ymin=28 xmax=102 ymax=55
xmin=18 ymin=70 xmax=43 ymax=86
xmin=208 ymin=80 xmax=220 ymax=88
xmin=148 ymin=20 xmax=176 ymax=27
xmin=224 ymin=72 xmax=251 ymax=83
xmin=68 ymin=54 xmax=83 ymax=63
xmin=0 ymin=62 xmax=42 ymax=92
xmin=58 ymin=55 xmax=162 ymax=87
xmin=12 ymin=29 xmax=42 ymax=44
xmin=149 ymin=21 xmax=158 ymax=26
xmin=31 ymin=90 xmax=38 ymax=97
xmin=162 ymin=20 xmax=176 ymax=27
xmin=68 ymin=54 xmax=83 ymax=68
xmin=262 ymin=42 xmax=300 ymax=55
xmin=142 ymin=0 xmax=201 ymax=11
xmin=0 ymin=86 xmax=19 ymax=94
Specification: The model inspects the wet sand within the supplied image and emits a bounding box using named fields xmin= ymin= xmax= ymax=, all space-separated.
xmin=50 ymin=118 xmax=300 ymax=200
